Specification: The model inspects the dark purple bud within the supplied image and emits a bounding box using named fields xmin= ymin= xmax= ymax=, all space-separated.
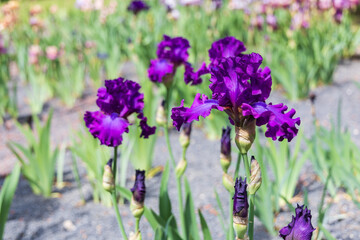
xmin=182 ymin=122 xmax=192 ymax=137
xmin=279 ymin=204 xmax=315 ymax=240
xmin=233 ymin=177 xmax=249 ymax=218
xmin=221 ymin=126 xmax=231 ymax=157
xmin=180 ymin=122 xmax=192 ymax=148
xmin=131 ymin=170 xmax=146 ymax=203
xmin=127 ymin=0 xmax=149 ymax=15
xmin=106 ymin=158 xmax=113 ymax=168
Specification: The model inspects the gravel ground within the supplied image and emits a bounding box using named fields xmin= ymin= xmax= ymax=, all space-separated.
xmin=1 ymin=59 xmax=360 ymax=240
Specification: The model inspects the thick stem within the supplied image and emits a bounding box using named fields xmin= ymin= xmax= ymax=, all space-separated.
xmin=234 ymin=153 xmax=242 ymax=179
xmin=111 ymin=192 xmax=128 ymax=240
xmin=135 ymin=217 xmax=140 ymax=233
xmin=229 ymin=194 xmax=234 ymax=240
xmin=111 ymin=147 xmax=128 ymax=240
xmin=248 ymin=194 xmax=255 ymax=240
xmin=242 ymin=154 xmax=251 ymax=181
xmin=163 ymin=87 xmax=186 ymax=238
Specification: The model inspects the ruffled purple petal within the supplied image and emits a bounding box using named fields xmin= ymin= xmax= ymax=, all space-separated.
xmin=84 ymin=111 xmax=130 ymax=147
xmin=184 ymin=62 xmax=209 ymax=85
xmin=157 ymin=35 xmax=190 ymax=64
xmin=96 ymin=78 xmax=144 ymax=117
xmin=148 ymin=59 xmax=174 ymax=83
xmin=242 ymin=102 xmax=301 ymax=142
xmin=279 ymin=204 xmax=315 ymax=240
xmin=139 ymin=116 xmax=156 ymax=138
xmin=210 ymin=55 xmax=271 ymax=109
xmin=171 ymin=93 xmax=223 ymax=131
xmin=209 ymin=36 xmax=246 ymax=65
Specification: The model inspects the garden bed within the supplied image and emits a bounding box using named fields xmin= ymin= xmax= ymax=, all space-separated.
xmin=2 ymin=59 xmax=360 ymax=240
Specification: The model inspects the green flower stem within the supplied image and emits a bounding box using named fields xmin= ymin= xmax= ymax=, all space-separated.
xmin=241 ymin=153 xmax=251 ymax=180
xmin=229 ymin=194 xmax=234 ymax=240
xmin=241 ymin=153 xmax=253 ymax=240
xmin=248 ymin=194 xmax=255 ymax=240
xmin=135 ymin=217 xmax=140 ymax=233
xmin=111 ymin=146 xmax=128 ymax=240
xmin=163 ymin=86 xmax=186 ymax=238
xmin=164 ymin=125 xmax=186 ymax=238
xmin=234 ymin=153 xmax=242 ymax=179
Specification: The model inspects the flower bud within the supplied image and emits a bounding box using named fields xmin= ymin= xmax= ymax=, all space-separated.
xmin=220 ymin=126 xmax=231 ymax=172
xmin=175 ymin=158 xmax=187 ymax=178
xmin=248 ymin=156 xmax=261 ymax=195
xmin=130 ymin=196 xmax=145 ymax=219
xmin=130 ymin=170 xmax=146 ymax=218
xmin=102 ymin=159 xmax=115 ymax=192
xmin=233 ymin=177 xmax=249 ymax=240
xmin=235 ymin=117 xmax=256 ymax=154
xmin=222 ymin=173 xmax=234 ymax=194
xmin=179 ymin=122 xmax=192 ymax=149
xmin=156 ymin=100 xmax=167 ymax=127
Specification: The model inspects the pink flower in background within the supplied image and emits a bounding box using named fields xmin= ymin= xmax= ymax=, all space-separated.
xmin=46 ymin=46 xmax=59 ymax=61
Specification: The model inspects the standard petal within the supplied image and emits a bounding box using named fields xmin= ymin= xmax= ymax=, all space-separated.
xmin=208 ymin=36 xmax=246 ymax=65
xmin=148 ymin=58 xmax=174 ymax=83
xmin=96 ymin=78 xmax=144 ymax=117
xmin=156 ymin=35 xmax=190 ymax=64
xmin=171 ymin=93 xmax=223 ymax=131
xmin=242 ymin=102 xmax=301 ymax=142
xmin=84 ymin=111 xmax=130 ymax=147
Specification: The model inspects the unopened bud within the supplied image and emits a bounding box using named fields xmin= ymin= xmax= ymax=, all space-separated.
xmin=233 ymin=216 xmax=248 ymax=240
xmin=248 ymin=156 xmax=261 ymax=195
xmin=220 ymin=154 xmax=231 ymax=173
xmin=102 ymin=159 xmax=114 ymax=192
xmin=129 ymin=231 xmax=142 ymax=240
xmin=130 ymin=196 xmax=144 ymax=219
xmin=175 ymin=158 xmax=187 ymax=178
xmin=222 ymin=173 xmax=234 ymax=194
xmin=156 ymin=100 xmax=167 ymax=127
xmin=220 ymin=126 xmax=232 ymax=172
xmin=179 ymin=122 xmax=192 ymax=149
xmin=235 ymin=118 xmax=256 ymax=154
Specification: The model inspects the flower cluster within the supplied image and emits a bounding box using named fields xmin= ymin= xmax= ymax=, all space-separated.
xmin=84 ymin=78 xmax=156 ymax=147
xmin=148 ymin=35 xmax=208 ymax=86
xmin=171 ymin=36 xmax=300 ymax=142
xmin=279 ymin=204 xmax=315 ymax=240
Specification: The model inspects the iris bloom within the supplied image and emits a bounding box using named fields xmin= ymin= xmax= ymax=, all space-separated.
xmin=84 ymin=78 xmax=156 ymax=147
xmin=279 ymin=204 xmax=315 ymax=240
xmin=171 ymin=41 xmax=300 ymax=143
xmin=127 ymin=0 xmax=149 ymax=15
xmin=148 ymin=35 xmax=207 ymax=86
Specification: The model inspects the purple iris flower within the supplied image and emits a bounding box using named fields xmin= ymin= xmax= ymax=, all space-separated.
xmin=233 ymin=177 xmax=248 ymax=217
xmin=171 ymin=52 xmax=300 ymax=142
xmin=127 ymin=0 xmax=149 ymax=15
xmin=148 ymin=35 xmax=208 ymax=86
xmin=208 ymin=36 xmax=246 ymax=66
xmin=279 ymin=204 xmax=315 ymax=240
xmin=84 ymin=78 xmax=156 ymax=147
xmin=131 ymin=170 xmax=146 ymax=203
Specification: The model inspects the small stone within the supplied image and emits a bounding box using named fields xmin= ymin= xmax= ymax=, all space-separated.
xmin=63 ymin=220 xmax=76 ymax=231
